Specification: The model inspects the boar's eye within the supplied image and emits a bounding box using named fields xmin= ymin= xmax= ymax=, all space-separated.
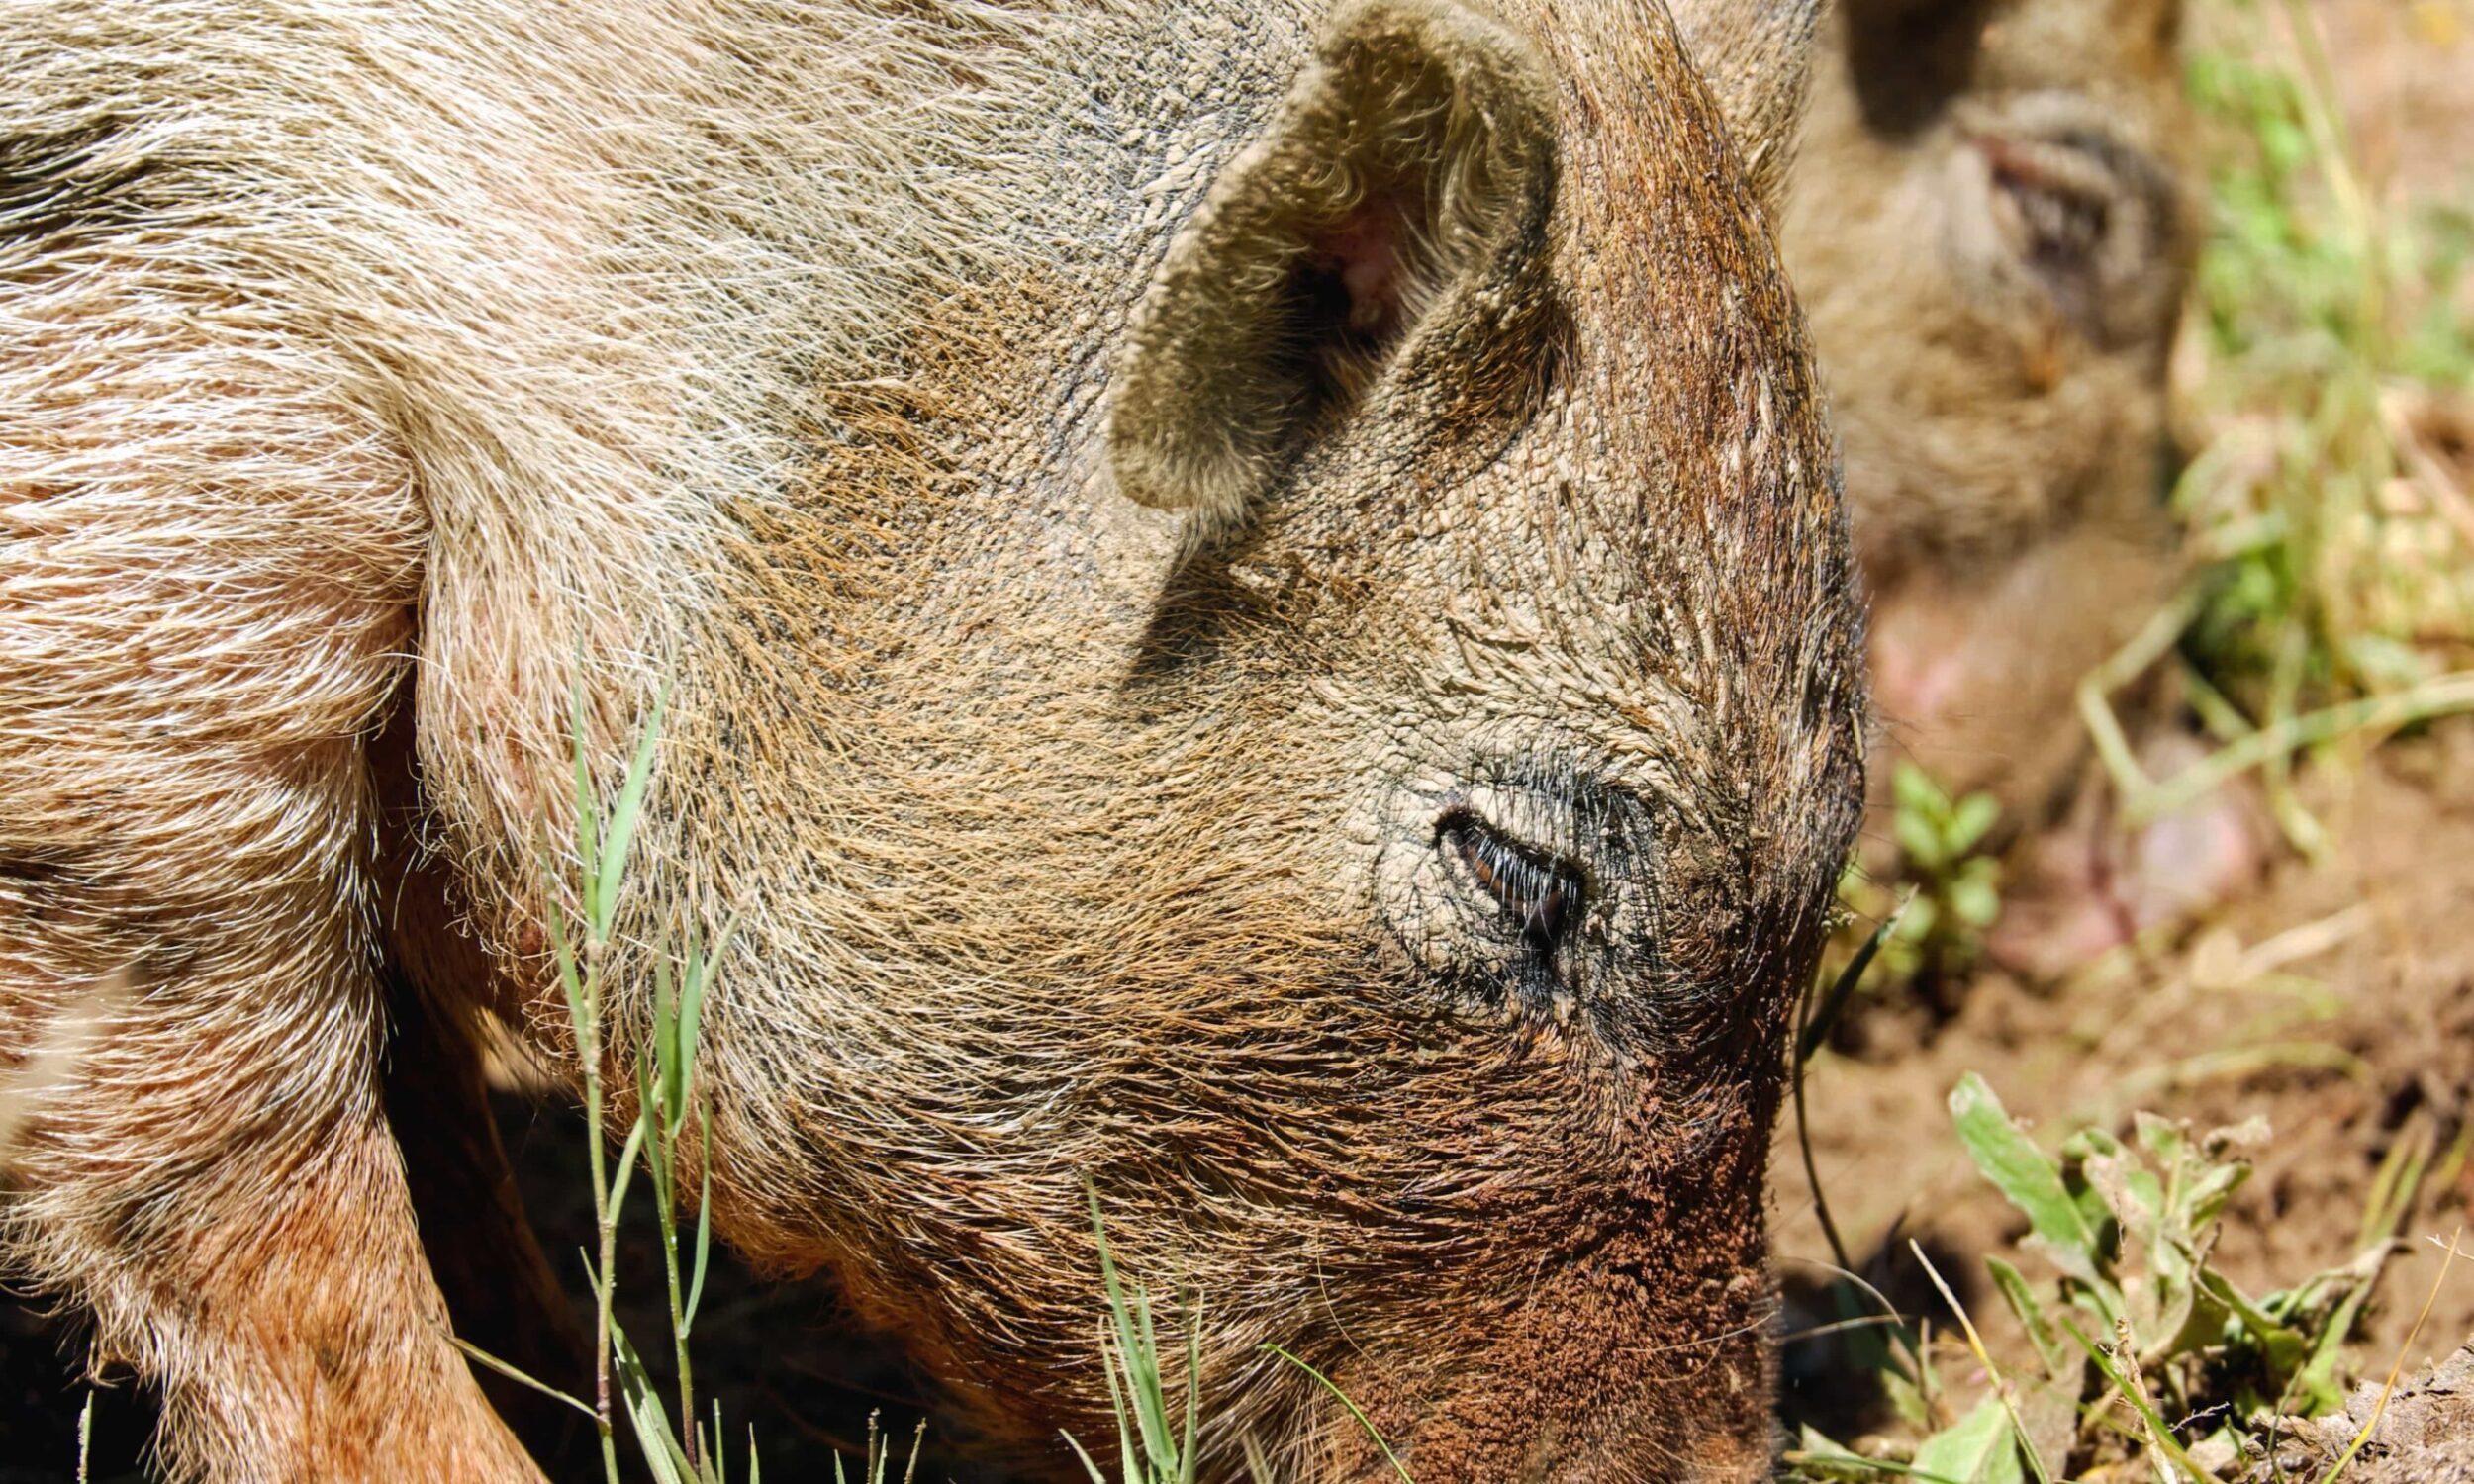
xmin=1983 ymin=135 xmax=2110 ymax=267
xmin=1439 ymin=809 xmax=1584 ymax=957
xmin=1973 ymin=127 xmax=2175 ymax=347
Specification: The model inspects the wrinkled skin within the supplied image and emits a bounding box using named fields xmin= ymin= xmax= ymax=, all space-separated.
xmin=1782 ymin=0 xmax=2196 ymax=829
xmin=0 ymin=3 xmax=1862 ymax=1480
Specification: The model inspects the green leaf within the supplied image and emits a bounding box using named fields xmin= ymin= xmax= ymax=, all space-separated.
xmin=1786 ymin=1427 xmax=1891 ymax=1481
xmin=1948 ymin=872 xmax=2002 ymax=930
xmin=1797 ymin=1426 xmax=1866 ymax=1462
xmin=1896 ymin=805 xmax=1945 ymax=867
xmin=1948 ymin=794 xmax=2001 ymax=856
xmin=2134 ymin=1112 xmax=2187 ymax=1169
xmin=1894 ymin=761 xmax=1947 ymax=817
xmin=1911 ymin=1395 xmax=2022 ymax=1484
xmin=1950 ymin=1075 xmax=2100 ymax=1284
xmin=2081 ymin=1151 xmax=2163 ymax=1255
xmin=2197 ymin=1267 xmax=2307 ymax=1378
xmin=1984 ymin=1257 xmax=2069 ymax=1378
xmin=2182 ymin=1159 xmax=2252 ymax=1232
xmin=2297 ymin=1277 xmax=2376 ymax=1415
xmin=1883 ymin=1365 xmax=1932 ymax=1432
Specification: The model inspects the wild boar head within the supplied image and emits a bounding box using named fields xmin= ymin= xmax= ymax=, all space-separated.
xmin=440 ymin=1 xmax=1864 ymax=1478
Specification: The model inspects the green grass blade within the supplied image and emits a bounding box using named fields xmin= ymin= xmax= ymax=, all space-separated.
xmin=608 ymin=1110 xmax=651 ymax=1224
xmin=570 ymin=685 xmax=600 ymax=899
xmin=1134 ymin=1282 xmax=1176 ymax=1474
xmin=679 ymin=920 xmax=733 ymax=1096
xmin=613 ymin=1321 xmax=695 ymax=1484
xmin=653 ymin=954 xmax=681 ymax=1127
xmin=450 ymin=1337 xmax=599 ymax=1422
xmin=638 ymin=1055 xmax=673 ymax=1198
xmin=1263 ymin=1345 xmax=1414 ymax=1484
xmin=546 ymin=901 xmax=586 ymax=1036
xmin=596 ymin=684 xmax=668 ymax=939
xmin=685 ymin=1115 xmax=715 ymax=1330
xmin=1983 ymin=1257 xmax=2068 ymax=1378
xmin=1098 ymin=1332 xmax=1140 ymax=1484
xmin=1181 ymin=1289 xmax=1202 ymax=1484
xmin=1060 ymin=1429 xmax=1109 ymax=1484
xmin=1086 ymin=1184 xmax=1174 ymax=1474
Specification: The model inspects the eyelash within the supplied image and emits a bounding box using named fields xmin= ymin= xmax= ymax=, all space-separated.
xmin=1441 ymin=813 xmax=1585 ymax=955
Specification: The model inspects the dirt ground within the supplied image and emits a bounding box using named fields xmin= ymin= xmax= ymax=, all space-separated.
xmin=1767 ymin=0 xmax=2474 ymax=1457
xmin=1774 ymin=723 xmax=2474 ymax=1446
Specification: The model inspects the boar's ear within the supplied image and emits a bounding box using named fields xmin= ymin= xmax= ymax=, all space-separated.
xmin=1107 ymin=0 xmax=1555 ymax=532
xmin=1665 ymin=0 xmax=1823 ymax=212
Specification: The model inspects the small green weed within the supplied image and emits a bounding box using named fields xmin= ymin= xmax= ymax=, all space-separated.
xmin=1068 ymin=1188 xmax=1412 ymax=1484
xmin=2086 ymin=0 xmax=2474 ymax=847
xmin=1786 ymin=1074 xmax=2417 ymax=1484
xmin=1832 ymin=763 xmax=2002 ymax=997
xmin=1063 ymin=1185 xmax=1206 ymax=1484
xmin=453 ymin=692 xmax=763 ymax=1484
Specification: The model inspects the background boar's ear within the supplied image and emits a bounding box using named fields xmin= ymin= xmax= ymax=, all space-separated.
xmin=1107 ymin=0 xmax=1555 ymax=533
xmin=1666 ymin=0 xmax=1823 ymax=212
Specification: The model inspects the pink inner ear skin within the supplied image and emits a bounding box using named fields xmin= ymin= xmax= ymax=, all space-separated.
xmin=1319 ymin=202 xmax=1403 ymax=335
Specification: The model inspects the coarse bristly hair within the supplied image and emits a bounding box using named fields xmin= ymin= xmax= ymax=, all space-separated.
xmin=0 ymin=2 xmax=1863 ymax=1481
